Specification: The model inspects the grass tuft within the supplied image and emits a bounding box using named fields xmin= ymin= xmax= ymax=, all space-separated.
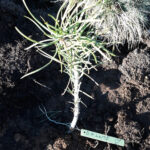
xmin=61 ymin=0 xmax=150 ymax=47
xmin=85 ymin=0 xmax=150 ymax=47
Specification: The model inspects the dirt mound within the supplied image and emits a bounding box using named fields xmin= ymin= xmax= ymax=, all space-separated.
xmin=119 ymin=48 xmax=150 ymax=87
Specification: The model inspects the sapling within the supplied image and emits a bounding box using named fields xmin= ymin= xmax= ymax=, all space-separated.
xmin=15 ymin=0 xmax=114 ymax=130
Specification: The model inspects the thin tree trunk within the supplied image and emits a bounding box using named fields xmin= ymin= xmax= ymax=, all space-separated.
xmin=70 ymin=64 xmax=80 ymax=130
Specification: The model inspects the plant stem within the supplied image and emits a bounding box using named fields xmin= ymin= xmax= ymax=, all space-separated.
xmin=70 ymin=64 xmax=81 ymax=130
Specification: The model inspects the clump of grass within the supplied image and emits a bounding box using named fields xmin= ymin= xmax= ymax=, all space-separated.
xmin=16 ymin=0 xmax=114 ymax=130
xmin=85 ymin=0 xmax=150 ymax=47
xmin=61 ymin=0 xmax=150 ymax=47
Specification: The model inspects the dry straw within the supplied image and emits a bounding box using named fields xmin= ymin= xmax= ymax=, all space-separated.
xmin=61 ymin=0 xmax=150 ymax=47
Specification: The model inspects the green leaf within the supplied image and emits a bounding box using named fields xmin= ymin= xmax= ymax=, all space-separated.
xmin=15 ymin=27 xmax=37 ymax=43
xmin=21 ymin=61 xmax=52 ymax=79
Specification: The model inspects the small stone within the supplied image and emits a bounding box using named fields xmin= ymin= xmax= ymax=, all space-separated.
xmin=47 ymin=144 xmax=53 ymax=150
xmin=53 ymin=138 xmax=68 ymax=150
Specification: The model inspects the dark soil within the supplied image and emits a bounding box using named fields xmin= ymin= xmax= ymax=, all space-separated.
xmin=0 ymin=0 xmax=150 ymax=150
